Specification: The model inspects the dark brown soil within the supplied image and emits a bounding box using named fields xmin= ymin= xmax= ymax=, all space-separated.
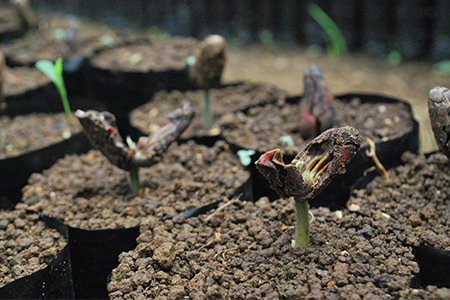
xmin=90 ymin=37 xmax=198 ymax=72
xmin=348 ymin=152 xmax=450 ymax=250
xmin=0 ymin=112 xmax=81 ymax=159
xmin=220 ymin=97 xmax=415 ymax=154
xmin=4 ymin=66 xmax=51 ymax=95
xmin=0 ymin=204 xmax=66 ymax=287
xmin=131 ymin=82 xmax=286 ymax=139
xmin=22 ymin=140 xmax=249 ymax=230
xmin=108 ymin=197 xmax=427 ymax=300
xmin=0 ymin=6 xmax=21 ymax=34
xmin=0 ymin=13 xmax=120 ymax=64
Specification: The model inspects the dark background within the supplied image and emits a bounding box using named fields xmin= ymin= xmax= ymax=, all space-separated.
xmin=17 ymin=0 xmax=450 ymax=62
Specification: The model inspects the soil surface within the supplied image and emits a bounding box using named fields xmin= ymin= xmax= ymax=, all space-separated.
xmin=131 ymin=82 xmax=286 ymax=139
xmin=348 ymin=152 xmax=450 ymax=250
xmin=0 ymin=5 xmax=21 ymax=35
xmin=223 ymin=45 xmax=450 ymax=153
xmin=22 ymin=140 xmax=249 ymax=230
xmin=108 ymin=197 xmax=432 ymax=300
xmin=220 ymin=96 xmax=414 ymax=154
xmin=4 ymin=66 xmax=51 ymax=95
xmin=0 ymin=13 xmax=120 ymax=65
xmin=90 ymin=37 xmax=198 ymax=72
xmin=0 ymin=112 xmax=81 ymax=159
xmin=0 ymin=204 xmax=66 ymax=287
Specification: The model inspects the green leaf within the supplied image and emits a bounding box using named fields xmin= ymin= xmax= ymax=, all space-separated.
xmin=280 ymin=135 xmax=295 ymax=146
xmin=307 ymin=2 xmax=347 ymax=59
xmin=35 ymin=60 xmax=57 ymax=83
xmin=237 ymin=149 xmax=256 ymax=167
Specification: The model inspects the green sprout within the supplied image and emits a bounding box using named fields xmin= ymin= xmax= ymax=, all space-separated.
xmin=237 ymin=149 xmax=256 ymax=167
xmin=307 ymin=2 xmax=347 ymax=60
xmin=36 ymin=58 xmax=72 ymax=121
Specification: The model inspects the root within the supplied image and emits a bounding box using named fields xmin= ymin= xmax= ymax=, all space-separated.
xmin=365 ymin=137 xmax=389 ymax=180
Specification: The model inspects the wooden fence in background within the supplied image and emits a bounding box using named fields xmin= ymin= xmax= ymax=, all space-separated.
xmin=20 ymin=0 xmax=450 ymax=61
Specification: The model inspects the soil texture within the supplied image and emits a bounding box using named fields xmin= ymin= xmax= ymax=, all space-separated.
xmin=90 ymin=37 xmax=198 ymax=72
xmin=131 ymin=82 xmax=286 ymax=139
xmin=0 ymin=204 xmax=66 ymax=287
xmin=220 ymin=97 xmax=414 ymax=154
xmin=108 ymin=197 xmax=434 ymax=299
xmin=0 ymin=112 xmax=81 ymax=159
xmin=4 ymin=66 xmax=51 ymax=95
xmin=22 ymin=140 xmax=248 ymax=230
xmin=0 ymin=6 xmax=21 ymax=36
xmin=348 ymin=152 xmax=450 ymax=250
xmin=0 ymin=13 xmax=120 ymax=65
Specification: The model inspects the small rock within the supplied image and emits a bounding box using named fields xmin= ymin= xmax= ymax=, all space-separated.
xmin=153 ymin=242 xmax=176 ymax=269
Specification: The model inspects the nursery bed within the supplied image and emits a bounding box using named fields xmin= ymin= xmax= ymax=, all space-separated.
xmin=348 ymin=152 xmax=450 ymax=250
xmin=221 ymin=95 xmax=415 ymax=155
xmin=22 ymin=140 xmax=249 ymax=230
xmin=131 ymin=82 xmax=286 ymax=139
xmin=0 ymin=205 xmax=67 ymax=287
xmin=108 ymin=197 xmax=430 ymax=299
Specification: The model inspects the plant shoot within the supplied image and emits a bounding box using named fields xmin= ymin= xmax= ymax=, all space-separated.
xmin=299 ymin=65 xmax=336 ymax=139
xmin=36 ymin=58 xmax=72 ymax=121
xmin=428 ymin=87 xmax=450 ymax=159
xmin=189 ymin=35 xmax=227 ymax=127
xmin=255 ymin=126 xmax=360 ymax=248
xmin=75 ymin=103 xmax=195 ymax=192
xmin=307 ymin=2 xmax=347 ymax=60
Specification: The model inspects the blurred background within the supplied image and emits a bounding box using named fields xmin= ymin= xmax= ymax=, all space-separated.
xmin=10 ymin=0 xmax=450 ymax=152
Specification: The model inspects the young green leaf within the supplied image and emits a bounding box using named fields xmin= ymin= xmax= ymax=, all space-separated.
xmin=307 ymin=2 xmax=347 ymax=59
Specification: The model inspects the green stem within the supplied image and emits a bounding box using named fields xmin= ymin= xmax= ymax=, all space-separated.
xmin=202 ymin=89 xmax=212 ymax=127
xmin=57 ymin=82 xmax=72 ymax=121
xmin=129 ymin=166 xmax=140 ymax=192
xmin=294 ymin=198 xmax=310 ymax=248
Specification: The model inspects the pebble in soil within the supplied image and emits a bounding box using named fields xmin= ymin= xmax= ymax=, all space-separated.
xmin=108 ymin=197 xmax=426 ymax=300
xmin=0 ymin=204 xmax=67 ymax=287
xmin=21 ymin=140 xmax=249 ymax=230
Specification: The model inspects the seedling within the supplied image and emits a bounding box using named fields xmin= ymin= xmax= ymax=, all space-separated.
xmin=299 ymin=65 xmax=336 ymax=139
xmin=307 ymin=2 xmax=347 ymax=60
xmin=75 ymin=103 xmax=195 ymax=192
xmin=36 ymin=58 xmax=72 ymax=122
xmin=255 ymin=126 xmax=360 ymax=248
xmin=237 ymin=149 xmax=256 ymax=167
xmin=188 ymin=35 xmax=227 ymax=127
xmin=428 ymin=87 xmax=450 ymax=159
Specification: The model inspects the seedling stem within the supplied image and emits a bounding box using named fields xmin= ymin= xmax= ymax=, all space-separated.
xmin=294 ymin=198 xmax=310 ymax=248
xmin=203 ymin=90 xmax=212 ymax=126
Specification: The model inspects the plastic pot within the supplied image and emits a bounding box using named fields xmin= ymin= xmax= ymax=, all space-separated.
xmin=223 ymin=92 xmax=419 ymax=209
xmin=86 ymin=38 xmax=197 ymax=115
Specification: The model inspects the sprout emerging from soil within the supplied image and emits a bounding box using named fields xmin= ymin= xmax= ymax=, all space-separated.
xmin=36 ymin=58 xmax=72 ymax=123
xmin=189 ymin=34 xmax=227 ymax=126
xmin=10 ymin=0 xmax=36 ymax=32
xmin=428 ymin=87 xmax=450 ymax=159
xmin=299 ymin=65 xmax=336 ymax=139
xmin=255 ymin=126 xmax=360 ymax=248
xmin=75 ymin=103 xmax=195 ymax=192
